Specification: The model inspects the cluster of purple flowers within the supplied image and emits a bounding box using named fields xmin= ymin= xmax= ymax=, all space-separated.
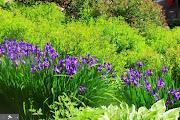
xmin=97 ymin=62 xmax=116 ymax=78
xmin=79 ymin=55 xmax=116 ymax=78
xmin=0 ymin=40 xmax=118 ymax=96
xmin=53 ymin=56 xmax=78 ymax=76
xmin=44 ymin=43 xmax=58 ymax=60
xmin=166 ymin=89 xmax=180 ymax=105
xmin=0 ymin=39 xmax=116 ymax=80
xmin=121 ymin=68 xmax=142 ymax=86
xmin=79 ymin=84 xmax=86 ymax=94
xmin=0 ymin=39 xmax=43 ymax=66
xmin=80 ymin=54 xmax=98 ymax=67
xmin=121 ymin=61 xmax=179 ymax=106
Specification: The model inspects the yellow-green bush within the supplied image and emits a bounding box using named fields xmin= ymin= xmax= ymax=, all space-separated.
xmin=0 ymin=2 xmax=177 ymax=72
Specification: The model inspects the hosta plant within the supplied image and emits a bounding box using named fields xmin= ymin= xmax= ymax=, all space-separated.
xmin=51 ymin=97 xmax=180 ymax=120
xmin=98 ymin=100 xmax=180 ymax=120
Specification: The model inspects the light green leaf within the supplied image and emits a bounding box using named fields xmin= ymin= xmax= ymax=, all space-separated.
xmin=161 ymin=108 xmax=180 ymax=120
xmin=150 ymin=100 xmax=166 ymax=114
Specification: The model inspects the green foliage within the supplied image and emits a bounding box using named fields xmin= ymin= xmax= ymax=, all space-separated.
xmin=0 ymin=2 xmax=179 ymax=120
xmin=0 ymin=0 xmax=12 ymax=6
xmin=0 ymin=3 xmax=167 ymax=72
xmin=0 ymin=0 xmax=4 ymax=5
xmin=82 ymin=0 xmax=166 ymax=27
xmin=0 ymin=41 xmax=117 ymax=118
xmin=142 ymin=24 xmax=180 ymax=84
xmin=99 ymin=100 xmax=180 ymax=120
xmin=12 ymin=2 xmax=65 ymax=23
xmin=13 ymin=0 xmax=166 ymax=28
xmin=120 ymin=63 xmax=179 ymax=109
xmin=51 ymin=98 xmax=180 ymax=120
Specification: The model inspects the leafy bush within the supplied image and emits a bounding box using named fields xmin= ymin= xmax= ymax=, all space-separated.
xmin=51 ymin=97 xmax=180 ymax=120
xmin=142 ymin=24 xmax=180 ymax=83
xmin=12 ymin=2 xmax=65 ymax=23
xmin=81 ymin=0 xmax=166 ymax=27
xmin=0 ymin=2 xmax=179 ymax=74
xmin=13 ymin=0 xmax=166 ymax=28
xmin=0 ymin=3 xmax=166 ymax=73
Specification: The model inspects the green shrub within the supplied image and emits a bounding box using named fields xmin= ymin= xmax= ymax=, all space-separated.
xmin=142 ymin=24 xmax=180 ymax=83
xmin=81 ymin=0 xmax=166 ymax=27
xmin=0 ymin=2 xmax=178 ymax=73
xmin=0 ymin=3 xmax=164 ymax=72
xmin=11 ymin=2 xmax=65 ymax=23
xmin=13 ymin=0 xmax=166 ymax=28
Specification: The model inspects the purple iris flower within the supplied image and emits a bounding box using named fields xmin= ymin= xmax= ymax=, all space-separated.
xmin=44 ymin=43 xmax=58 ymax=60
xmin=65 ymin=56 xmax=78 ymax=76
xmin=136 ymin=71 xmax=142 ymax=79
xmin=157 ymin=78 xmax=165 ymax=89
xmin=80 ymin=57 xmax=87 ymax=64
xmin=136 ymin=61 xmax=143 ymax=67
xmin=42 ymin=58 xmax=50 ymax=69
xmin=79 ymin=84 xmax=86 ymax=94
xmin=53 ymin=64 xmax=60 ymax=73
xmin=173 ymin=90 xmax=180 ymax=100
xmin=0 ymin=46 xmax=5 ymax=55
xmin=80 ymin=55 xmax=98 ymax=67
xmin=103 ymin=63 xmax=111 ymax=71
xmin=165 ymin=96 xmax=174 ymax=106
xmin=97 ymin=64 xmax=103 ymax=72
xmin=44 ymin=43 xmax=51 ymax=51
xmin=168 ymin=89 xmax=180 ymax=100
xmin=89 ymin=57 xmax=98 ymax=67
xmin=145 ymin=69 xmax=153 ymax=76
xmin=129 ymin=68 xmax=141 ymax=86
xmin=121 ymin=75 xmax=130 ymax=85
xmin=58 ymin=59 xmax=64 ymax=68
xmin=107 ymin=63 xmax=111 ymax=71
xmin=161 ymin=66 xmax=168 ymax=73
xmin=144 ymin=80 xmax=151 ymax=92
xmin=152 ymin=89 xmax=160 ymax=101
xmin=31 ymin=65 xmax=37 ymax=73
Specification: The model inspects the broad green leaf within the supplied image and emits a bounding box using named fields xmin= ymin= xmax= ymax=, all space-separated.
xmin=150 ymin=100 xmax=166 ymax=114
xmin=161 ymin=108 xmax=180 ymax=120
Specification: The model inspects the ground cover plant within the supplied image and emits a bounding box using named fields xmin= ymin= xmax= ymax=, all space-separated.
xmin=0 ymin=1 xmax=179 ymax=120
